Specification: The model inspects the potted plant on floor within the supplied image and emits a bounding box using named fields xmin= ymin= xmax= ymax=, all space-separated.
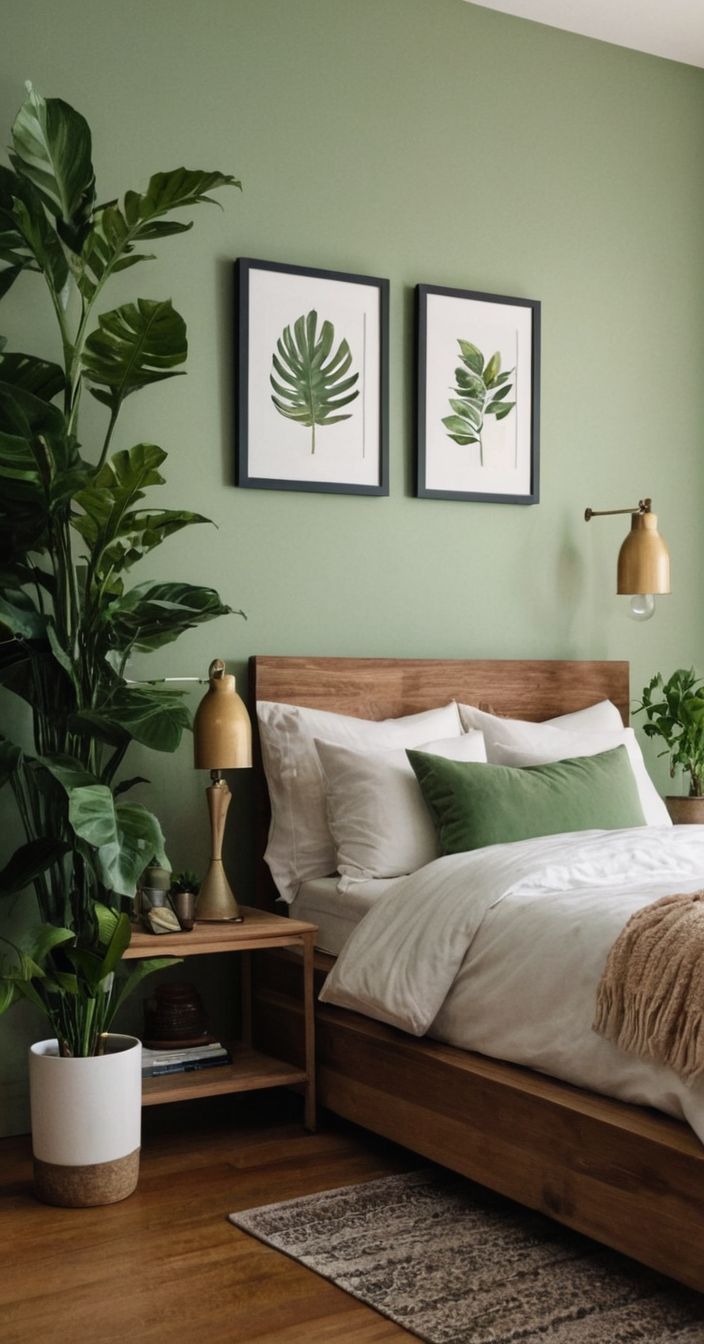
xmin=636 ymin=668 xmax=704 ymax=824
xmin=0 ymin=83 xmax=240 ymax=1204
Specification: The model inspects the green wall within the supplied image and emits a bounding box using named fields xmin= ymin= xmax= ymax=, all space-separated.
xmin=2 ymin=0 xmax=703 ymax=1132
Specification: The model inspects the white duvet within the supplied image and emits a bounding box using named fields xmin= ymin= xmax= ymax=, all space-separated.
xmin=320 ymin=826 xmax=704 ymax=1143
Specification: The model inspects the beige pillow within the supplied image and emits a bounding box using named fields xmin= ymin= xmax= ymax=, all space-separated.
xmin=316 ymin=730 xmax=486 ymax=882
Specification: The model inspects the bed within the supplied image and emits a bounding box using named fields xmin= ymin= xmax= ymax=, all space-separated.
xmin=249 ymin=654 xmax=704 ymax=1292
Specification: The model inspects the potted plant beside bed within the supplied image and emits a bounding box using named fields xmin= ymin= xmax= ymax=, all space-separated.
xmin=636 ymin=668 xmax=704 ymax=824
xmin=0 ymin=83 xmax=240 ymax=1204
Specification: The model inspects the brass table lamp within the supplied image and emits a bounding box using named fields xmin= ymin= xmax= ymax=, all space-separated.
xmin=193 ymin=659 xmax=252 ymax=921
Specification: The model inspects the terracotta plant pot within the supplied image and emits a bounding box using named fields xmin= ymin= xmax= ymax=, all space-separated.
xmin=29 ymin=1034 xmax=141 ymax=1207
xmin=665 ymin=795 xmax=704 ymax=825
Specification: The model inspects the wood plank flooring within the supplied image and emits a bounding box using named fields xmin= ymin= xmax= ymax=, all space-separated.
xmin=1 ymin=1094 xmax=418 ymax=1344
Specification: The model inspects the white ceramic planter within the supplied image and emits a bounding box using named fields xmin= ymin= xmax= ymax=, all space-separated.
xmin=29 ymin=1034 xmax=142 ymax=1207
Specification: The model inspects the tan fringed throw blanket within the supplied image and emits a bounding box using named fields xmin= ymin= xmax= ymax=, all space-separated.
xmin=594 ymin=890 xmax=704 ymax=1082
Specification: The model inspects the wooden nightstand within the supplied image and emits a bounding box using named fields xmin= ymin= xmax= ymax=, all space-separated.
xmin=125 ymin=907 xmax=317 ymax=1130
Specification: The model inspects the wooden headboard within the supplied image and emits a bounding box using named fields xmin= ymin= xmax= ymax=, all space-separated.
xmin=249 ymin=655 xmax=630 ymax=909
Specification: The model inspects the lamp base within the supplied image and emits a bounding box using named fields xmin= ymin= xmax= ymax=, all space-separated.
xmin=196 ymin=861 xmax=244 ymax=922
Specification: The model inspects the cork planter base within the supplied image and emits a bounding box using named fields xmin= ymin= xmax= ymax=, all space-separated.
xmin=29 ymin=1034 xmax=141 ymax=1208
xmin=665 ymin=795 xmax=704 ymax=825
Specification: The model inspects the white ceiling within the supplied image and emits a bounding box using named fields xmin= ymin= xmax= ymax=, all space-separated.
xmin=465 ymin=0 xmax=704 ymax=68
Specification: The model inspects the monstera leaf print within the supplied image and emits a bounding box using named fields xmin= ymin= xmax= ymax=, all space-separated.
xmin=270 ymin=310 xmax=359 ymax=454
xmin=442 ymin=340 xmax=515 ymax=465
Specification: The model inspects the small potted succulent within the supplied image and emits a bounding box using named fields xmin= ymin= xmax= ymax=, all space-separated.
xmin=636 ymin=668 xmax=704 ymax=823
xmin=170 ymin=871 xmax=201 ymax=930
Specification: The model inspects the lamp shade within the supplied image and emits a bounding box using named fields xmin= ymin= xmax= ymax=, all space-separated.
xmin=193 ymin=659 xmax=252 ymax=770
xmin=617 ymin=510 xmax=670 ymax=597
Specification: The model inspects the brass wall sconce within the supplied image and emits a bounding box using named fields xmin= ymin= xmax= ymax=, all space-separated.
xmin=193 ymin=659 xmax=252 ymax=921
xmin=584 ymin=497 xmax=670 ymax=621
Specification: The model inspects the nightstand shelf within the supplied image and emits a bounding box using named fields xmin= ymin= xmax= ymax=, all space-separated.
xmin=126 ymin=907 xmax=317 ymax=1128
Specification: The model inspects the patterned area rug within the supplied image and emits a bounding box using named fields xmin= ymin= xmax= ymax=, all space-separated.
xmin=229 ymin=1168 xmax=704 ymax=1343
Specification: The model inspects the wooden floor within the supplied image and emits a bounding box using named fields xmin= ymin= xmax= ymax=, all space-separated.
xmin=1 ymin=1094 xmax=418 ymax=1344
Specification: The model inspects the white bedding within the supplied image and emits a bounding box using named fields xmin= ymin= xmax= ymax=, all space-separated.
xmin=290 ymin=876 xmax=402 ymax=955
xmin=320 ymin=826 xmax=704 ymax=1143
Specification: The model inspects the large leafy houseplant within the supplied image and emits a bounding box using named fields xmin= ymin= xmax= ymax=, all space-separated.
xmin=0 ymin=84 xmax=240 ymax=1054
xmin=636 ymin=668 xmax=704 ymax=797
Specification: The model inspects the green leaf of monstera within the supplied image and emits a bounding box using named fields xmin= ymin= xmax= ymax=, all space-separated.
xmin=71 ymin=684 xmax=191 ymax=754
xmin=81 ymin=167 xmax=240 ymax=295
xmin=82 ymin=299 xmax=187 ymax=415
xmin=10 ymin=83 xmax=95 ymax=252
xmin=0 ymin=350 xmax=65 ymax=401
xmin=0 ymin=383 xmax=88 ymax=530
xmin=72 ymin=442 xmax=211 ymax=578
xmin=270 ymin=310 xmax=359 ymax=455
xmin=104 ymin=580 xmax=234 ymax=653
xmin=67 ymin=784 xmax=167 ymax=897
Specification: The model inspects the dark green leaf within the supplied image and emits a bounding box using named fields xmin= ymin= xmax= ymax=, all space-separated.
xmin=0 ymin=839 xmax=68 ymax=897
xmin=39 ymin=753 xmax=98 ymax=793
xmin=0 ymin=265 xmax=22 ymax=298
xmin=109 ymin=955 xmax=182 ymax=1023
xmin=1 ymin=171 xmax=69 ymax=295
xmin=82 ymin=299 xmax=187 ymax=415
xmin=0 ymin=351 xmax=65 ymax=401
xmin=10 ymin=83 xmax=95 ymax=251
xmin=113 ymin=776 xmax=149 ymax=797
xmin=0 ymin=586 xmax=46 ymax=640
xmin=82 ymin=168 xmax=239 ymax=291
xmin=0 ymin=736 xmax=22 ymax=787
xmin=104 ymin=580 xmax=234 ymax=653
xmin=72 ymin=685 xmax=191 ymax=753
xmin=66 ymin=785 xmax=168 ymax=897
xmin=123 ymin=167 xmax=240 ymax=232
xmin=15 ymin=922 xmax=74 ymax=963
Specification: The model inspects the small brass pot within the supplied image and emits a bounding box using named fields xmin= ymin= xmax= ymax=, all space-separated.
xmin=171 ymin=890 xmax=197 ymax=931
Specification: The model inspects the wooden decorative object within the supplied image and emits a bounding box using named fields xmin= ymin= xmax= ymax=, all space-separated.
xmin=249 ymin=654 xmax=704 ymax=1293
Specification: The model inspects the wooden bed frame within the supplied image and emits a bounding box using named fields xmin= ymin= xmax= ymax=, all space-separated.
xmin=249 ymin=655 xmax=704 ymax=1292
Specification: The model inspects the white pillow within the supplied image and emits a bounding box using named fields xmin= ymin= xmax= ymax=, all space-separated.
xmin=257 ymin=700 xmax=463 ymax=902
xmin=316 ymin=731 xmax=487 ymax=884
xmin=458 ymin=698 xmax=625 ymax=742
xmin=490 ymin=725 xmax=671 ymax=827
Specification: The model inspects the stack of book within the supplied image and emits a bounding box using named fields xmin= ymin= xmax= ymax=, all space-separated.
xmin=141 ymin=1041 xmax=232 ymax=1077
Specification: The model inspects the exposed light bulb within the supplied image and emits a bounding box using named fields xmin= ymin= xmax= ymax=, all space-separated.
xmin=628 ymin=593 xmax=655 ymax=622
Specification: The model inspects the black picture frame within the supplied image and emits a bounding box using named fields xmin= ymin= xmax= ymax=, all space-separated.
xmin=416 ymin=283 xmax=540 ymax=504
xmin=235 ymin=258 xmax=389 ymax=496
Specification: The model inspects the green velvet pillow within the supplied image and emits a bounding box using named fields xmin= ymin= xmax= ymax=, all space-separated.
xmin=406 ymin=745 xmax=646 ymax=855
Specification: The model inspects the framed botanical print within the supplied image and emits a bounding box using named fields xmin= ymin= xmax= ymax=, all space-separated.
xmin=235 ymin=258 xmax=389 ymax=495
xmin=416 ymin=284 xmax=540 ymax=504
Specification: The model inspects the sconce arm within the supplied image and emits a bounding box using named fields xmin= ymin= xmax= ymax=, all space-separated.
xmin=584 ymin=498 xmax=651 ymax=522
